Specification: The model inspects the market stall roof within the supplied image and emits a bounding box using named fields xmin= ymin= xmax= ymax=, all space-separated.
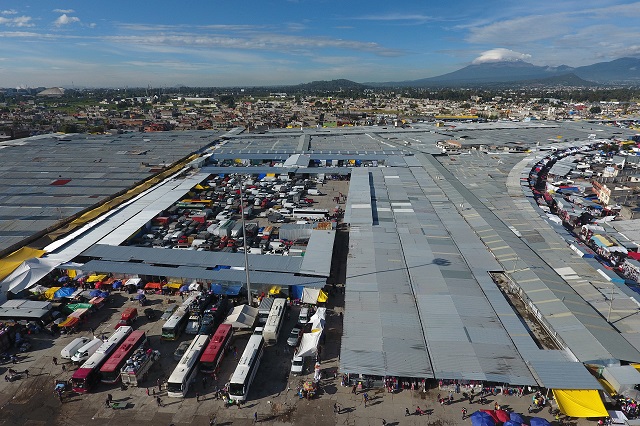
xmin=223 ymin=305 xmax=258 ymax=328
xmin=0 ymin=256 xmax=62 ymax=294
xmin=79 ymin=259 xmax=326 ymax=288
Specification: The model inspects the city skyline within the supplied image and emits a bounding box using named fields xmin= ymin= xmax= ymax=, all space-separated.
xmin=1 ymin=0 xmax=639 ymax=88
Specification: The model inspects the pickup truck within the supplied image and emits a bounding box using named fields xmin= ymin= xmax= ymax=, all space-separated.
xmin=120 ymin=348 xmax=160 ymax=387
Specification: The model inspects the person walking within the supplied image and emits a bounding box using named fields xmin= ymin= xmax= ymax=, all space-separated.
xmin=363 ymin=392 xmax=369 ymax=407
xmin=52 ymin=357 xmax=58 ymax=366
xmin=405 ymin=407 xmax=411 ymax=416
xmin=146 ymin=387 xmax=150 ymax=396
xmin=61 ymin=364 xmax=66 ymax=372
xmin=24 ymin=369 xmax=29 ymax=378
xmin=157 ymin=378 xmax=162 ymax=392
xmin=333 ymin=402 xmax=339 ymax=413
xmin=196 ymin=392 xmax=200 ymax=402
xmin=156 ymin=396 xmax=163 ymax=407
xmin=253 ymin=411 xmax=258 ymax=423
xmin=462 ymin=407 xmax=468 ymax=419
xmin=352 ymin=384 xmax=357 ymax=395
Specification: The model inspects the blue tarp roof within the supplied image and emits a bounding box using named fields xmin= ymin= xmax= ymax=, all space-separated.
xmin=54 ymin=287 xmax=76 ymax=299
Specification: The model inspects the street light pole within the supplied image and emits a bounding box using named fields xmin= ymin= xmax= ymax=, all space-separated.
xmin=240 ymin=178 xmax=252 ymax=306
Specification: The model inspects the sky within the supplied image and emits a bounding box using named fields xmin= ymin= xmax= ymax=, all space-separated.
xmin=1 ymin=0 xmax=640 ymax=88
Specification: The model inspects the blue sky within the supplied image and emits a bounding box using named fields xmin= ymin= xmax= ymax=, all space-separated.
xmin=1 ymin=1 xmax=639 ymax=88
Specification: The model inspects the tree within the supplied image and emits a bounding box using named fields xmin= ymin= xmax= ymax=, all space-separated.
xmin=589 ymin=106 xmax=602 ymax=114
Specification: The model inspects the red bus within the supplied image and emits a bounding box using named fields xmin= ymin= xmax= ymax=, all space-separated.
xmin=99 ymin=330 xmax=148 ymax=384
xmin=71 ymin=326 xmax=132 ymax=393
xmin=199 ymin=323 xmax=233 ymax=374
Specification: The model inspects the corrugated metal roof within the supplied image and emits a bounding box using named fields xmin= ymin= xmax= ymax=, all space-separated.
xmin=82 ymin=244 xmax=303 ymax=274
xmin=81 ymin=259 xmax=326 ymax=287
xmin=299 ymin=230 xmax=335 ymax=277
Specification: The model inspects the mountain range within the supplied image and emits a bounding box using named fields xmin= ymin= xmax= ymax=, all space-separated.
xmin=358 ymin=57 xmax=640 ymax=88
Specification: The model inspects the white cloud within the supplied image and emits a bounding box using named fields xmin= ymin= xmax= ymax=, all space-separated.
xmin=53 ymin=9 xmax=75 ymax=14
xmin=472 ymin=48 xmax=531 ymax=64
xmin=54 ymin=14 xmax=80 ymax=27
xmin=354 ymin=13 xmax=437 ymax=24
xmin=0 ymin=15 xmax=34 ymax=27
xmin=1 ymin=9 xmax=17 ymax=15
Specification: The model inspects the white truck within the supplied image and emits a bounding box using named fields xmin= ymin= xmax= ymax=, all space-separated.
xmin=120 ymin=348 xmax=160 ymax=387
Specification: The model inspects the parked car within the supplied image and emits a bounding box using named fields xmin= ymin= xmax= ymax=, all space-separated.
xmin=174 ymin=340 xmax=191 ymax=361
xmin=290 ymin=354 xmax=304 ymax=376
xmin=287 ymin=326 xmax=302 ymax=347
xmin=161 ymin=304 xmax=178 ymax=320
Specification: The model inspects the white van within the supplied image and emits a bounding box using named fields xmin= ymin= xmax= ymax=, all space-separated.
xmin=298 ymin=307 xmax=310 ymax=324
xmin=60 ymin=337 xmax=90 ymax=360
xmin=70 ymin=338 xmax=103 ymax=364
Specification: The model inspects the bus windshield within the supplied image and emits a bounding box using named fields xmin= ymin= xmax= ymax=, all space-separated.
xmin=167 ymin=381 xmax=183 ymax=393
xmin=229 ymin=383 xmax=244 ymax=396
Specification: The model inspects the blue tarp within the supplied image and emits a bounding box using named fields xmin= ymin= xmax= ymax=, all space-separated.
xmin=509 ymin=413 xmax=524 ymax=423
xmin=179 ymin=285 xmax=190 ymax=293
xmin=89 ymin=289 xmax=101 ymax=297
xmin=54 ymin=287 xmax=76 ymax=299
xmin=530 ymin=418 xmax=551 ymax=426
xmin=112 ymin=280 xmax=122 ymax=289
xmin=503 ymin=421 xmax=522 ymax=426
xmin=470 ymin=411 xmax=495 ymax=426
xmin=99 ymin=291 xmax=109 ymax=298
xmin=290 ymin=285 xmax=304 ymax=300
xmin=258 ymin=173 xmax=266 ymax=180
xmin=210 ymin=284 xmax=242 ymax=296
xmin=213 ymin=265 xmax=231 ymax=271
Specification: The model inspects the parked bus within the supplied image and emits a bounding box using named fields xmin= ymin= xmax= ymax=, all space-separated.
xmin=199 ymin=324 xmax=234 ymax=374
xmin=166 ymin=334 xmax=210 ymax=398
xmin=292 ymin=208 xmax=328 ymax=220
xmin=99 ymin=330 xmax=148 ymax=383
xmin=263 ymin=298 xmax=286 ymax=345
xmin=162 ymin=293 xmax=199 ymax=341
xmin=71 ymin=326 xmax=132 ymax=393
xmin=228 ymin=334 xmax=264 ymax=402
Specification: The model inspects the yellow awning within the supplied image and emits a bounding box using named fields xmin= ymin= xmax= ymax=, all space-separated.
xmin=597 ymin=378 xmax=617 ymax=396
xmin=67 ymin=269 xmax=77 ymax=278
xmin=317 ymin=290 xmax=328 ymax=303
xmin=86 ymin=274 xmax=107 ymax=283
xmin=44 ymin=286 xmax=61 ymax=300
xmin=0 ymin=247 xmax=46 ymax=282
xmin=268 ymin=286 xmax=281 ymax=295
xmin=167 ymin=282 xmax=181 ymax=289
xmin=553 ymin=389 xmax=608 ymax=418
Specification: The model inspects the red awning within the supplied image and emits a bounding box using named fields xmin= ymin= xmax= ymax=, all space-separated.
xmin=144 ymin=282 xmax=162 ymax=290
xmin=628 ymin=251 xmax=640 ymax=261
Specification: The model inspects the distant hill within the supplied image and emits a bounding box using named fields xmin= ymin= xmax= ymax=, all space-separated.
xmin=511 ymin=73 xmax=600 ymax=88
xmin=289 ymin=79 xmax=367 ymax=91
xmin=369 ymin=57 xmax=640 ymax=87
xmin=572 ymin=57 xmax=640 ymax=84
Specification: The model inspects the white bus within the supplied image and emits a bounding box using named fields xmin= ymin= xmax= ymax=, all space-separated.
xmin=228 ymin=334 xmax=264 ymax=402
xmin=166 ymin=334 xmax=210 ymax=398
xmin=263 ymin=298 xmax=286 ymax=345
xmin=162 ymin=294 xmax=199 ymax=340
xmin=292 ymin=208 xmax=328 ymax=220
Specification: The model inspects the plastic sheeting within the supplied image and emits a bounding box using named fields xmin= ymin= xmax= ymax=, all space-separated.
xmin=44 ymin=286 xmax=61 ymax=300
xmin=290 ymin=285 xmax=304 ymax=300
xmin=54 ymin=287 xmax=76 ymax=299
xmin=210 ymin=284 xmax=241 ymax=296
xmin=302 ymin=288 xmax=320 ymax=304
xmin=0 ymin=247 xmax=46 ymax=284
xmin=1 ymin=257 xmax=62 ymax=294
xmin=470 ymin=411 xmax=495 ymax=426
xmin=552 ymin=389 xmax=608 ymax=418
xmin=296 ymin=329 xmax=322 ymax=358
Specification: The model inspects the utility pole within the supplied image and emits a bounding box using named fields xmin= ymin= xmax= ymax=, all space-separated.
xmin=240 ymin=177 xmax=252 ymax=306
